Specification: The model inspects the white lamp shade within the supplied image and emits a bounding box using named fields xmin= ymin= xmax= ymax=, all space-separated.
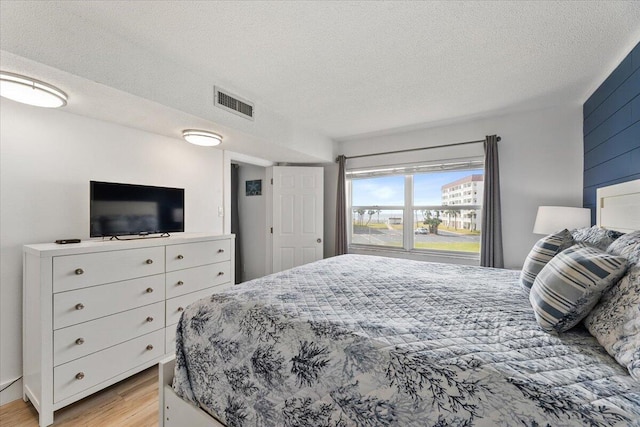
xmin=182 ymin=129 xmax=223 ymax=146
xmin=0 ymin=72 xmax=67 ymax=108
xmin=533 ymin=206 xmax=591 ymax=235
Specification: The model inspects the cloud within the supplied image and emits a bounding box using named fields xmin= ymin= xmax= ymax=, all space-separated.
xmin=352 ymin=177 xmax=403 ymax=205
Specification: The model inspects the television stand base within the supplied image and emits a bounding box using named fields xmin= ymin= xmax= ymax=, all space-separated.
xmin=106 ymin=233 xmax=171 ymax=241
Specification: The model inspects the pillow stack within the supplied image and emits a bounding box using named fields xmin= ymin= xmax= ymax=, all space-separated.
xmin=521 ymin=226 xmax=640 ymax=380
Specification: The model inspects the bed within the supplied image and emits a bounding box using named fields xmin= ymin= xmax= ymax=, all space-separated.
xmin=159 ymin=180 xmax=640 ymax=427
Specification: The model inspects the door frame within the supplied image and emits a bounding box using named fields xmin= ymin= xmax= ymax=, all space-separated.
xmin=223 ymin=151 xmax=275 ymax=275
xmin=224 ymin=152 xmax=333 ymax=276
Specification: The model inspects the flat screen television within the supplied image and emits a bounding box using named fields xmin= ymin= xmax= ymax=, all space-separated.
xmin=90 ymin=181 xmax=184 ymax=238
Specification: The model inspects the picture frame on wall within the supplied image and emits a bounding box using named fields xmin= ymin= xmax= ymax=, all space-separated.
xmin=246 ymin=179 xmax=262 ymax=196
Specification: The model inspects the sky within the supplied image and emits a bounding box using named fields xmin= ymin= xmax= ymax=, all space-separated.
xmin=352 ymin=169 xmax=483 ymax=206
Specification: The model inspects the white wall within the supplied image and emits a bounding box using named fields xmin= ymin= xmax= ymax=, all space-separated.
xmin=237 ymin=163 xmax=267 ymax=281
xmin=0 ymin=100 xmax=225 ymax=404
xmin=336 ymin=104 xmax=584 ymax=268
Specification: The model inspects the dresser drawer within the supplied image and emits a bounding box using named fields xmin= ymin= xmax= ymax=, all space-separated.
xmin=53 ymin=274 xmax=165 ymax=329
xmin=165 ymin=287 xmax=217 ymax=327
xmin=166 ymin=240 xmax=230 ymax=272
xmin=54 ymin=301 xmax=164 ymax=366
xmin=165 ymin=262 xmax=230 ymax=299
xmin=54 ymin=329 xmax=164 ymax=403
xmin=53 ymin=247 xmax=164 ymax=292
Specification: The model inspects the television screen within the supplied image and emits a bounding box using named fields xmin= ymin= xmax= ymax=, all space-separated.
xmin=90 ymin=181 xmax=184 ymax=237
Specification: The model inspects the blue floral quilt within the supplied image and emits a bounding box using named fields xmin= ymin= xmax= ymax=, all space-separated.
xmin=173 ymin=254 xmax=640 ymax=426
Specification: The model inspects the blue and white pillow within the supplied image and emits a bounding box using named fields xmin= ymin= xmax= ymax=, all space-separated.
xmin=584 ymin=265 xmax=640 ymax=380
xmin=529 ymin=243 xmax=628 ymax=334
xmin=571 ymin=225 xmax=624 ymax=251
xmin=520 ymin=229 xmax=574 ymax=295
xmin=607 ymin=230 xmax=640 ymax=265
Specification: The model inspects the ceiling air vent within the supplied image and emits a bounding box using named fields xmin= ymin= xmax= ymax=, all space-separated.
xmin=214 ymin=86 xmax=254 ymax=120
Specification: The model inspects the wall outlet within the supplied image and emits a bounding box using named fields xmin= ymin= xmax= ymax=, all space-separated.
xmin=218 ymin=206 xmax=224 ymax=217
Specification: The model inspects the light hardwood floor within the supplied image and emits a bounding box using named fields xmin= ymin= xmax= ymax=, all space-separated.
xmin=0 ymin=367 xmax=158 ymax=426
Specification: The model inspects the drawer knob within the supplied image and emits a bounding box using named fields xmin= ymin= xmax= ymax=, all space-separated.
xmin=177 ymin=306 xmax=184 ymax=312
xmin=145 ymin=259 xmax=153 ymax=264
xmin=75 ymin=372 xmax=85 ymax=380
xmin=177 ymin=254 xmax=184 ymax=260
xmin=218 ymin=271 xmax=225 ymax=276
xmin=176 ymin=281 xmax=184 ymax=286
xmin=146 ymin=344 xmax=154 ymax=351
xmin=75 ymin=303 xmax=85 ymax=310
xmin=146 ymin=287 xmax=154 ymax=293
xmin=74 ymin=268 xmax=84 ymax=275
xmin=217 ymin=249 xmax=225 ymax=253
xmin=146 ymin=316 xmax=154 ymax=322
xmin=75 ymin=338 xmax=85 ymax=345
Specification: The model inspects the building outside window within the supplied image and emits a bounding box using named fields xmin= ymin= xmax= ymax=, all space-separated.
xmin=349 ymin=158 xmax=483 ymax=256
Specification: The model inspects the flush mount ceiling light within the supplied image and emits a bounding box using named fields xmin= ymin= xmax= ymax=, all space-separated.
xmin=0 ymin=71 xmax=68 ymax=108
xmin=182 ymin=129 xmax=223 ymax=147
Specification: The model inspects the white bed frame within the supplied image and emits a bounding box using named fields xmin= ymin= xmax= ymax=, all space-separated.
xmin=158 ymin=179 xmax=640 ymax=427
xmin=596 ymin=179 xmax=640 ymax=233
xmin=159 ymin=356 xmax=225 ymax=427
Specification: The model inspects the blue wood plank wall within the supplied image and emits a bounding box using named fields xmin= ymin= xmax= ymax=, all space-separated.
xmin=583 ymin=41 xmax=640 ymax=224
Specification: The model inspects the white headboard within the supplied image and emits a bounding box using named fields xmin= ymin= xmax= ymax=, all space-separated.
xmin=596 ymin=179 xmax=640 ymax=233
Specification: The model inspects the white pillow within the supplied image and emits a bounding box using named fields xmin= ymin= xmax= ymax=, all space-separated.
xmin=571 ymin=225 xmax=624 ymax=251
xmin=584 ymin=266 xmax=640 ymax=380
xmin=607 ymin=230 xmax=640 ymax=265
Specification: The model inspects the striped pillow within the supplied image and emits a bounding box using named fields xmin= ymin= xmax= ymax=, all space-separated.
xmin=520 ymin=229 xmax=574 ymax=295
xmin=529 ymin=244 xmax=628 ymax=333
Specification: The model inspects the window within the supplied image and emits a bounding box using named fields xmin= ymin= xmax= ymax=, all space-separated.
xmin=349 ymin=159 xmax=483 ymax=256
xmin=351 ymin=175 xmax=404 ymax=247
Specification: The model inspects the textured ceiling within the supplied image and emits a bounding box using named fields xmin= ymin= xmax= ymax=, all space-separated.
xmin=2 ymin=1 xmax=640 ymax=144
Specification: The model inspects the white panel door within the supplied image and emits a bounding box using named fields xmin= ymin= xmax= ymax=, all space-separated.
xmin=272 ymin=166 xmax=323 ymax=273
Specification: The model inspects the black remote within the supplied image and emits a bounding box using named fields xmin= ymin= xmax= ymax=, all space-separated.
xmin=55 ymin=239 xmax=81 ymax=244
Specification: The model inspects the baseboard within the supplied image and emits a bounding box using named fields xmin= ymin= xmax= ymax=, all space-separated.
xmin=0 ymin=377 xmax=23 ymax=406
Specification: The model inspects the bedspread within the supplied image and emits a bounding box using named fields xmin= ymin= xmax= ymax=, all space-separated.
xmin=173 ymin=254 xmax=640 ymax=426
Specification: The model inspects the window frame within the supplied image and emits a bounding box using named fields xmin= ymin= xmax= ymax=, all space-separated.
xmin=348 ymin=161 xmax=483 ymax=260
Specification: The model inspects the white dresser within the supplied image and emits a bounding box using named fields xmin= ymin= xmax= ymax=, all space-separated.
xmin=22 ymin=233 xmax=235 ymax=427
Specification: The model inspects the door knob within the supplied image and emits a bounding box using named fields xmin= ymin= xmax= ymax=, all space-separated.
xmin=317 ymin=238 xmax=322 ymax=243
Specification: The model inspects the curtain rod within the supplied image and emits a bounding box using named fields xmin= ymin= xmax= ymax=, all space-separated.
xmin=336 ymin=136 xmax=500 ymax=162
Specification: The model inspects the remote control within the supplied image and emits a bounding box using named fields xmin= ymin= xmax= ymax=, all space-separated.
xmin=55 ymin=239 xmax=81 ymax=244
